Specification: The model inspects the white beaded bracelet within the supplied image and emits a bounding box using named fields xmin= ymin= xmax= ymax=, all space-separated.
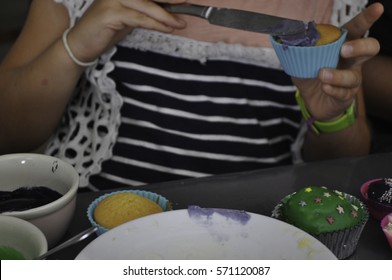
xmin=62 ymin=28 xmax=97 ymax=67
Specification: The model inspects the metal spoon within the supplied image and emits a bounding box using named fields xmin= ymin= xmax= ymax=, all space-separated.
xmin=36 ymin=226 xmax=98 ymax=260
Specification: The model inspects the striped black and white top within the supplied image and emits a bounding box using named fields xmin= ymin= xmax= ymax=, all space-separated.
xmin=89 ymin=41 xmax=302 ymax=190
xmin=49 ymin=0 xmax=366 ymax=191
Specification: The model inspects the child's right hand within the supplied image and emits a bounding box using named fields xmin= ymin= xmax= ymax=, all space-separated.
xmin=64 ymin=0 xmax=187 ymax=64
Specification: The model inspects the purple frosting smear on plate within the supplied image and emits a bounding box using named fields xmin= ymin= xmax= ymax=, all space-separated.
xmin=187 ymin=205 xmax=251 ymax=225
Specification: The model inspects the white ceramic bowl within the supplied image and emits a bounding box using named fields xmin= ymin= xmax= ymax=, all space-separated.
xmin=0 ymin=215 xmax=48 ymax=259
xmin=0 ymin=153 xmax=79 ymax=248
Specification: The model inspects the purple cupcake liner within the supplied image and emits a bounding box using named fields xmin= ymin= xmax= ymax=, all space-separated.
xmin=272 ymin=192 xmax=368 ymax=259
xmin=271 ymin=28 xmax=347 ymax=78
xmin=87 ymin=190 xmax=172 ymax=236
xmin=381 ymin=213 xmax=392 ymax=249
xmin=360 ymin=178 xmax=392 ymax=221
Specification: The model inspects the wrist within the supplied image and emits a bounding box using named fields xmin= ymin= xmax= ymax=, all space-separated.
xmin=62 ymin=28 xmax=98 ymax=67
xmin=295 ymin=90 xmax=357 ymax=135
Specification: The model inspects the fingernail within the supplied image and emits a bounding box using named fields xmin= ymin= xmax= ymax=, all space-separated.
xmin=322 ymin=70 xmax=333 ymax=81
xmin=342 ymin=44 xmax=353 ymax=56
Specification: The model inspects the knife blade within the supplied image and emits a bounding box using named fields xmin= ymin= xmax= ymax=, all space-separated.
xmin=160 ymin=4 xmax=307 ymax=36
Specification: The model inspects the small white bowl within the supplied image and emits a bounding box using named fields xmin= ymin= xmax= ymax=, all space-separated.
xmin=0 ymin=215 xmax=47 ymax=259
xmin=0 ymin=153 xmax=79 ymax=248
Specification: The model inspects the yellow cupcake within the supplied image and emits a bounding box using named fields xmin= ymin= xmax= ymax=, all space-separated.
xmin=93 ymin=192 xmax=163 ymax=229
xmin=315 ymin=24 xmax=342 ymax=46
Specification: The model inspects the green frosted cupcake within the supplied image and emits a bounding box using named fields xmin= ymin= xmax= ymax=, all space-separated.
xmin=272 ymin=186 xmax=368 ymax=259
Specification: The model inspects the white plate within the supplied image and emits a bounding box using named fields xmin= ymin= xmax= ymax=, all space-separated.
xmin=76 ymin=208 xmax=337 ymax=260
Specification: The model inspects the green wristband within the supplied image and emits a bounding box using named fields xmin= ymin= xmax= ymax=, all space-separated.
xmin=295 ymin=90 xmax=356 ymax=135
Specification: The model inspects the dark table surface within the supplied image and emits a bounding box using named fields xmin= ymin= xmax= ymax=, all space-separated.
xmin=48 ymin=152 xmax=392 ymax=260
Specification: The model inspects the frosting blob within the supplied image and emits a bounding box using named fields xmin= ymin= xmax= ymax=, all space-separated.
xmin=187 ymin=205 xmax=251 ymax=225
xmin=276 ymin=21 xmax=320 ymax=47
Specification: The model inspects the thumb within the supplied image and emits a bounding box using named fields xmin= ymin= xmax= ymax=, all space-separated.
xmin=343 ymin=2 xmax=384 ymax=40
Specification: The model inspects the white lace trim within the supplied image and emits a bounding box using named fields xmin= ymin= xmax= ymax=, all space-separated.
xmin=331 ymin=0 xmax=369 ymax=27
xmin=48 ymin=0 xmax=367 ymax=188
xmin=50 ymin=0 xmax=121 ymax=188
xmin=121 ymin=29 xmax=282 ymax=68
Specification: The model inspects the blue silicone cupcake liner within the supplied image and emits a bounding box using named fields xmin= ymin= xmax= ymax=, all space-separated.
xmin=87 ymin=190 xmax=172 ymax=236
xmin=271 ymin=28 xmax=347 ymax=78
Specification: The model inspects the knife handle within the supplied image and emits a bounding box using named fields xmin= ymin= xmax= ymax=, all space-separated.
xmin=159 ymin=4 xmax=212 ymax=19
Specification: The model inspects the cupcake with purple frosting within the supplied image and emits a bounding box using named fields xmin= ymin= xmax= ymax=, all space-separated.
xmin=271 ymin=22 xmax=347 ymax=78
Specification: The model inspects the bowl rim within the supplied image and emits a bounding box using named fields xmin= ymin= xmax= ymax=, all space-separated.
xmin=0 ymin=153 xmax=79 ymax=218
xmin=359 ymin=178 xmax=383 ymax=199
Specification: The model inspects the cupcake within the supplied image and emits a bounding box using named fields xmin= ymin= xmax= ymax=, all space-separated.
xmin=381 ymin=213 xmax=392 ymax=249
xmin=271 ymin=22 xmax=347 ymax=78
xmin=272 ymin=186 xmax=369 ymax=259
xmin=360 ymin=178 xmax=392 ymax=220
xmin=87 ymin=190 xmax=171 ymax=235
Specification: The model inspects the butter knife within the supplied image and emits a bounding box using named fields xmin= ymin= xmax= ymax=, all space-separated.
xmin=160 ymin=4 xmax=307 ymax=36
